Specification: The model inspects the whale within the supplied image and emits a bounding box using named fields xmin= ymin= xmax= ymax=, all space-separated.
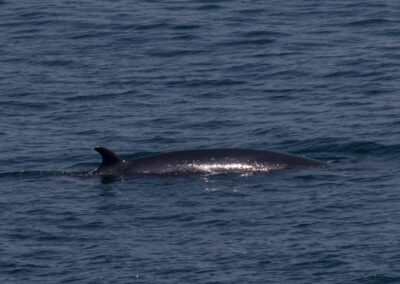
xmin=90 ymin=146 xmax=325 ymax=179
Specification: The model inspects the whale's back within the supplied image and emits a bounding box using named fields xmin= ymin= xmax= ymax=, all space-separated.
xmin=127 ymin=149 xmax=325 ymax=175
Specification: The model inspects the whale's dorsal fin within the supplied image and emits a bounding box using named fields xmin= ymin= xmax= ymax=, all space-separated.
xmin=95 ymin=146 xmax=122 ymax=167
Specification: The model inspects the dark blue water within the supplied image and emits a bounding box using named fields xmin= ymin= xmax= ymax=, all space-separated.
xmin=1 ymin=1 xmax=400 ymax=283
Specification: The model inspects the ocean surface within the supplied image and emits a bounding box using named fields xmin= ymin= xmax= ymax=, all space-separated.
xmin=1 ymin=1 xmax=400 ymax=283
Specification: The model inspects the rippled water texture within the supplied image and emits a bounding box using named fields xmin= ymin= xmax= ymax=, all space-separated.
xmin=1 ymin=1 xmax=400 ymax=283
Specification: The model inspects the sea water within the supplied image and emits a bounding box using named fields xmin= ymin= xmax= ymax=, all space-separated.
xmin=1 ymin=1 xmax=400 ymax=283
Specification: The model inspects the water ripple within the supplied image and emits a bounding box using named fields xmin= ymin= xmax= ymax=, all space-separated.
xmin=1 ymin=0 xmax=400 ymax=283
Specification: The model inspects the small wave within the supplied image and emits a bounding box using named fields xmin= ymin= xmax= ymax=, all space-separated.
xmin=356 ymin=273 xmax=400 ymax=283
xmin=69 ymin=31 xmax=112 ymax=40
xmin=64 ymin=91 xmax=130 ymax=102
xmin=243 ymin=30 xmax=288 ymax=38
xmin=236 ymin=8 xmax=267 ymax=15
xmin=344 ymin=18 xmax=396 ymax=27
xmin=172 ymin=24 xmax=201 ymax=30
xmin=0 ymin=100 xmax=51 ymax=109
xmin=223 ymin=38 xmax=275 ymax=46
xmin=197 ymin=4 xmax=223 ymax=10
xmin=147 ymin=49 xmax=204 ymax=58
xmin=0 ymin=170 xmax=86 ymax=180
xmin=322 ymin=70 xmax=360 ymax=78
xmin=37 ymin=59 xmax=75 ymax=67
xmin=170 ymin=78 xmax=246 ymax=87
xmin=297 ymin=139 xmax=400 ymax=156
xmin=135 ymin=23 xmax=169 ymax=30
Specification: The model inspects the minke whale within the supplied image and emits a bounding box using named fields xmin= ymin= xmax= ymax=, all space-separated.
xmin=90 ymin=146 xmax=325 ymax=178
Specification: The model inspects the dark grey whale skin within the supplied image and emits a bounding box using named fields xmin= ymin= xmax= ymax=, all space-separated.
xmin=90 ymin=146 xmax=326 ymax=178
